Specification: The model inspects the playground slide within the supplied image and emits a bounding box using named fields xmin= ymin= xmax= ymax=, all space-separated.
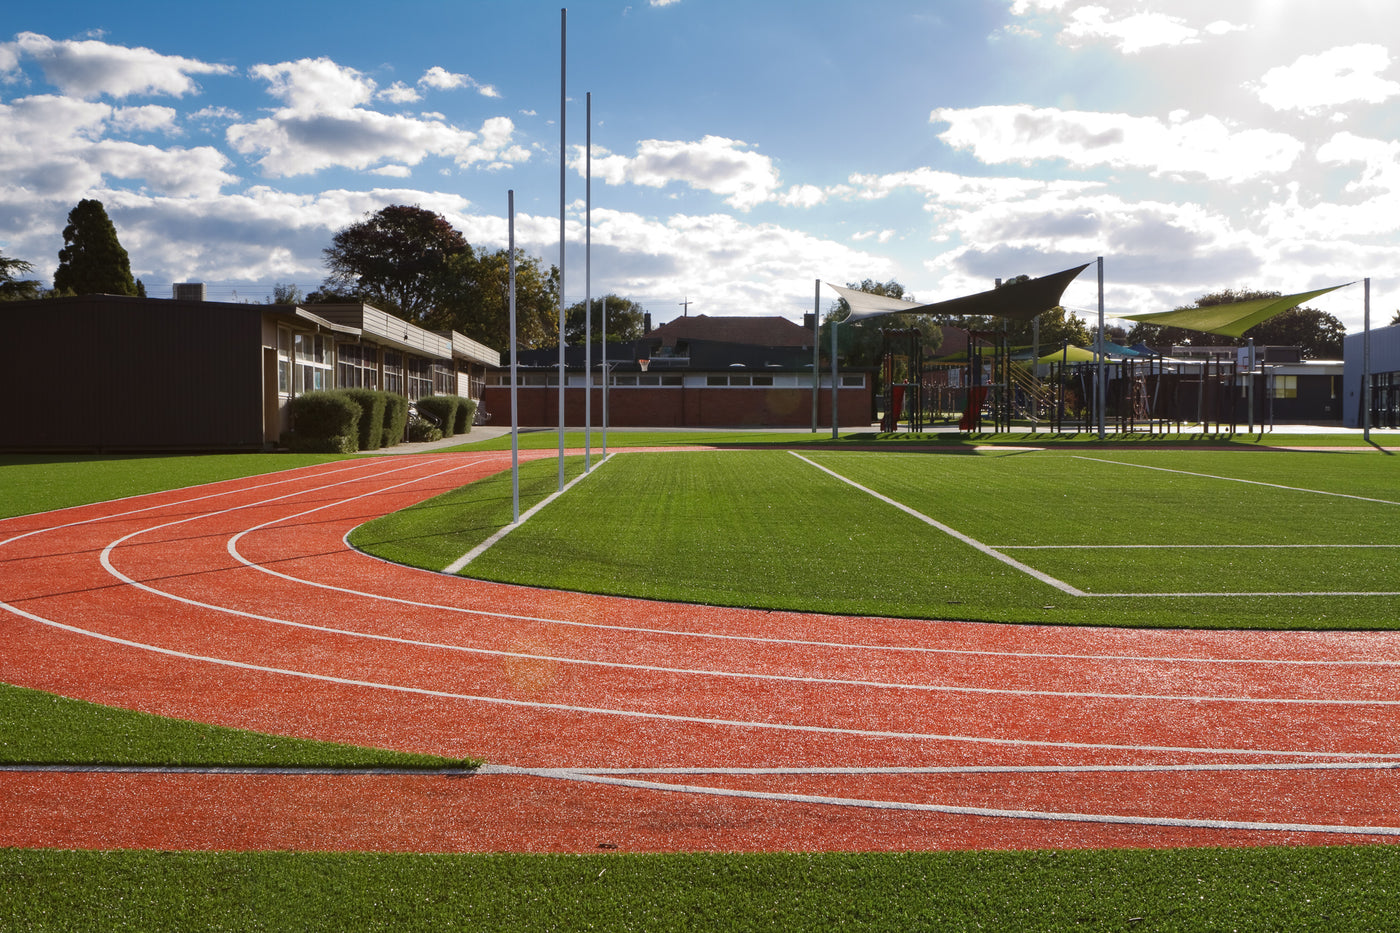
xmin=959 ymin=387 xmax=989 ymax=430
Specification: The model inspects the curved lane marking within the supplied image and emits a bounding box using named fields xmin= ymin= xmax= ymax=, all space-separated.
xmin=74 ymin=459 xmax=1400 ymax=709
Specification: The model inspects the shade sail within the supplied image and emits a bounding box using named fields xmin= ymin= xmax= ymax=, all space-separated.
xmin=1119 ymin=284 xmax=1351 ymax=338
xmin=827 ymin=263 xmax=1092 ymax=325
xmin=1036 ymin=345 xmax=1098 ymax=364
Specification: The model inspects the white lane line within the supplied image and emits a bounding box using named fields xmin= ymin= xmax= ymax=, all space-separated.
xmin=238 ymin=523 xmax=1400 ymax=671
xmin=45 ymin=450 xmax=1399 ymax=708
xmin=490 ymin=766 xmax=1400 ymax=837
xmin=7 ymin=598 xmax=1397 ymax=761
xmin=512 ymin=761 xmax=1400 ymax=776
xmin=1073 ymin=455 xmax=1400 ymax=506
xmin=97 ymin=522 xmax=1400 ymax=707
xmin=789 ymin=451 xmax=1086 ymax=596
xmin=443 ymin=452 xmax=613 ymax=574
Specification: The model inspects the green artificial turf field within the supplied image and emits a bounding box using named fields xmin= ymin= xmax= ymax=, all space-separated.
xmin=355 ymin=447 xmax=1400 ymax=630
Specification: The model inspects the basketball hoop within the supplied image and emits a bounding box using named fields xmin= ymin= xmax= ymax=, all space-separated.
xmin=638 ymin=359 xmax=650 ymax=372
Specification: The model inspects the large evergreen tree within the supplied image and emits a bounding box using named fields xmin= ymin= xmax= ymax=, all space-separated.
xmin=53 ymin=199 xmax=138 ymax=297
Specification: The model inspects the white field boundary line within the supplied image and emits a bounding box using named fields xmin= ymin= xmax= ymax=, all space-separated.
xmin=788 ymin=451 xmax=1086 ymax=597
xmin=10 ymin=595 xmax=1400 ymax=760
xmin=1061 ymin=455 xmax=1400 ymax=597
xmin=1000 ymin=544 xmax=1400 ymax=549
xmin=443 ymin=452 xmax=614 ymax=574
xmin=491 ymin=766 xmax=1400 ymax=837
xmin=1073 ymin=455 xmax=1400 ymax=507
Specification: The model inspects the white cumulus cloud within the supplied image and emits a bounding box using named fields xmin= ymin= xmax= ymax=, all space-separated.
xmin=1252 ymin=44 xmax=1400 ymax=114
xmin=229 ymin=58 xmax=528 ymax=177
xmin=586 ymin=136 xmax=783 ymax=210
xmin=7 ymin=31 xmax=234 ymax=98
xmin=933 ymin=105 xmax=1303 ymax=183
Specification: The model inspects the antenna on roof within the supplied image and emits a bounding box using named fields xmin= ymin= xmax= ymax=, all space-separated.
xmin=679 ymin=297 xmax=692 ymax=317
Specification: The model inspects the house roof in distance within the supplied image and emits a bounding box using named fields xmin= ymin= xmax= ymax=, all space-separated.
xmin=647 ymin=314 xmax=813 ymax=348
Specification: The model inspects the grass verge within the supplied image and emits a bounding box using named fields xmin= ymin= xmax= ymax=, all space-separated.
xmin=0 ymin=452 xmax=349 ymax=520
xmin=3 ymin=847 xmax=1399 ymax=931
xmin=0 ymin=683 xmax=472 ymax=768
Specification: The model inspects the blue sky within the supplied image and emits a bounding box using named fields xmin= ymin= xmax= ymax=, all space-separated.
xmin=2 ymin=0 xmax=1398 ymax=334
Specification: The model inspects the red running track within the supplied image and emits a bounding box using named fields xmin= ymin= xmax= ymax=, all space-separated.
xmin=3 ymin=451 xmax=1400 ymax=853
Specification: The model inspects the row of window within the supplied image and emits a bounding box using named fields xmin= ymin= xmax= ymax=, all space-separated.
xmin=276 ymin=327 xmax=461 ymax=401
xmin=487 ymin=373 xmax=865 ymax=388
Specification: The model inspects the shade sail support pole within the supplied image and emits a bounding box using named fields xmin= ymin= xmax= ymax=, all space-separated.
xmin=1364 ymin=277 xmax=1372 ymax=441
xmin=1096 ymin=256 xmax=1105 ymax=440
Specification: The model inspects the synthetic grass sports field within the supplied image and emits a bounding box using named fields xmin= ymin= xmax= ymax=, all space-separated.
xmin=3 ymin=437 xmax=1399 ymax=929
xmin=357 ymin=446 xmax=1400 ymax=629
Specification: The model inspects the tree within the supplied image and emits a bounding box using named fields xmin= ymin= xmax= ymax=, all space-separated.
xmin=320 ymin=205 xmax=470 ymax=323
xmin=427 ymin=248 xmax=560 ymax=351
xmin=268 ymin=283 xmax=305 ymax=305
xmin=52 ymin=199 xmax=138 ymax=297
xmin=1389 ymin=310 xmax=1399 ymax=326
xmin=564 ymin=294 xmax=647 ymax=345
xmin=1246 ymin=306 xmax=1345 ymax=359
xmin=0 ymin=250 xmax=42 ymax=301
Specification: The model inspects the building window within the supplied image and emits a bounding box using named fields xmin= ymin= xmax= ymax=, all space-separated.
xmin=1270 ymin=374 xmax=1297 ymax=399
xmin=277 ymin=327 xmax=292 ymax=395
xmin=407 ymin=357 xmax=434 ymax=400
xmin=293 ymin=332 xmax=333 ymax=393
xmin=337 ymin=343 xmax=378 ymax=389
xmin=382 ymin=351 xmax=403 ymax=396
xmin=433 ymin=362 xmax=454 ymax=395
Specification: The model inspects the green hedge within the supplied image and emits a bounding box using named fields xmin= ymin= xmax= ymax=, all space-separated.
xmin=381 ymin=393 xmax=409 ymax=447
xmin=415 ymin=396 xmax=460 ymax=437
xmin=341 ymin=389 xmax=387 ymax=452
xmin=282 ymin=391 xmax=360 ymax=454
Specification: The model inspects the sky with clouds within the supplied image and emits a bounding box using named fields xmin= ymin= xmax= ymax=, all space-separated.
xmin=1 ymin=0 xmax=1397 ymax=333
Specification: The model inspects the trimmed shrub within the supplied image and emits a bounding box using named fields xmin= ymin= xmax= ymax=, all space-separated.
xmin=283 ymin=391 xmax=360 ymax=453
xmin=415 ymin=395 xmax=460 ymax=437
xmin=342 ymin=389 xmax=386 ymax=452
xmin=453 ymin=398 xmax=477 ymax=435
xmin=381 ymin=393 xmax=409 ymax=447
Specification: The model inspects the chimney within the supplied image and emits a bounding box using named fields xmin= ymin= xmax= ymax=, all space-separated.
xmin=644 ymin=312 xmax=652 ymax=334
xmin=804 ymin=312 xmax=816 ymax=330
